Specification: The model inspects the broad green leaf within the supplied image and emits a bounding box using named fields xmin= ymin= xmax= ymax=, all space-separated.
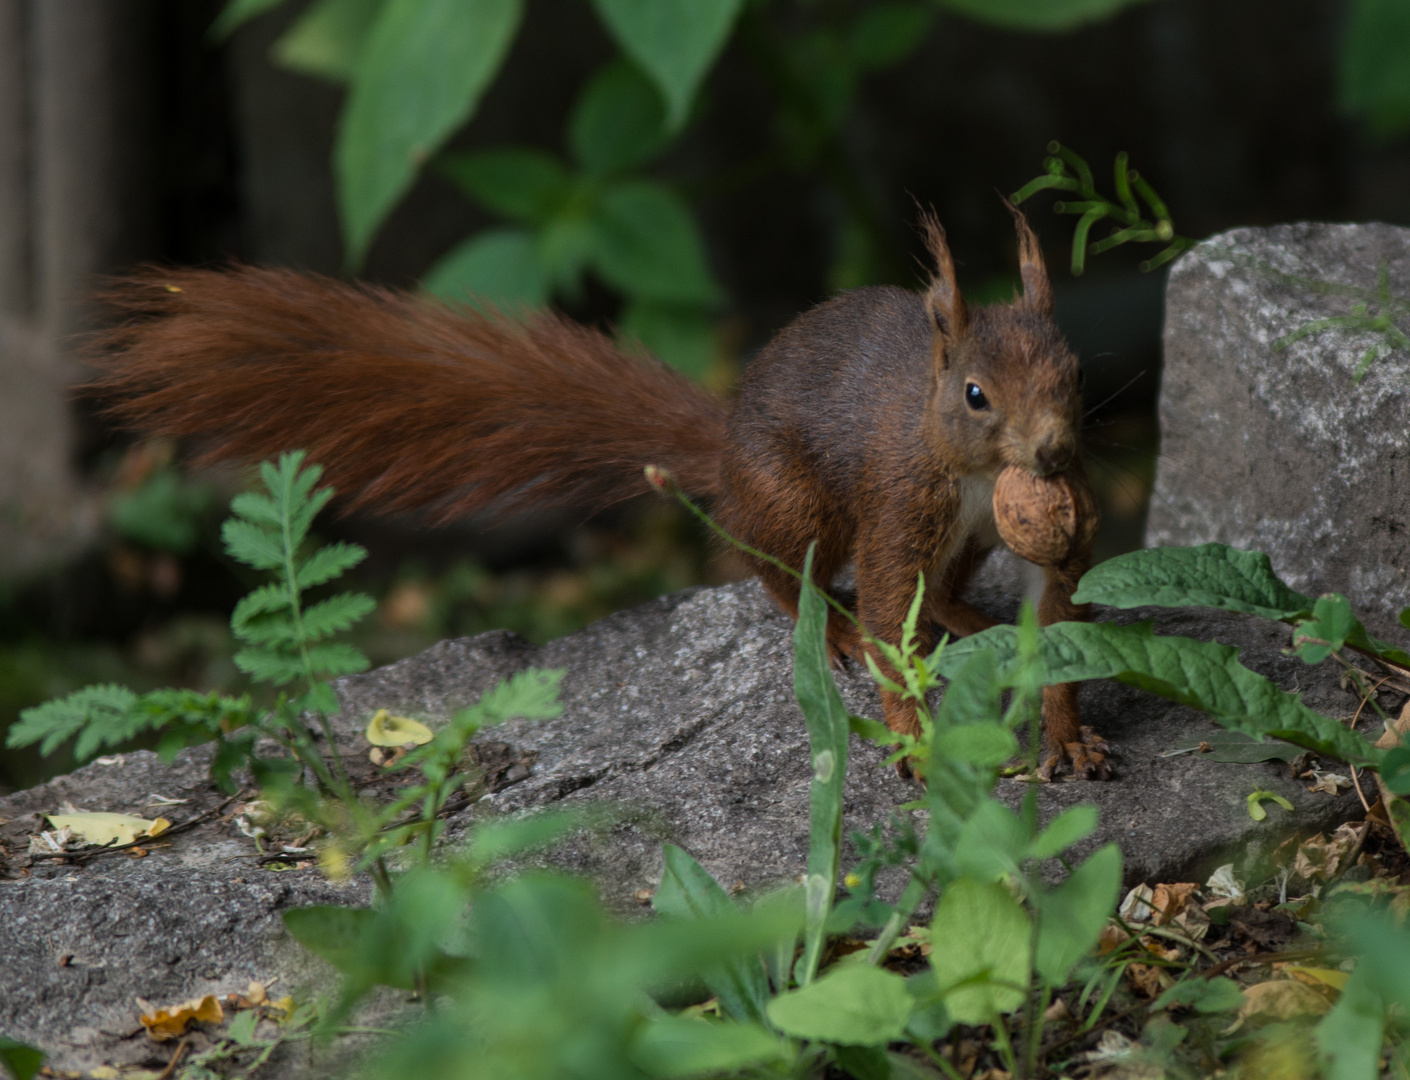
xmin=629 ymin=1017 xmax=788 ymax=1078
xmin=933 ymin=724 xmax=1018 ymax=769
xmin=937 ymin=0 xmax=1154 ymax=31
xmin=589 ymin=0 xmax=744 ymax=129
xmin=465 ymin=811 xmax=576 ymax=868
xmin=1341 ymin=0 xmax=1410 ymax=139
xmin=1315 ymin=964 xmax=1385 ymax=1080
xmin=592 ymin=180 xmax=721 ymax=305
xmin=792 ymin=545 xmax=850 ymax=986
xmin=270 ymin=0 xmax=385 ymax=83
xmin=570 ymin=60 xmax=670 ymax=176
xmin=1171 ymin=731 xmax=1301 ymax=764
xmin=832 ymin=1045 xmax=894 ymax=1080
xmin=1033 ymin=844 xmax=1121 ymax=984
xmin=619 ymin=300 xmax=715 ymax=378
xmin=937 ymin=621 xmax=1382 ymax=766
xmin=1153 ymin=977 xmax=1247 ymax=1014
xmin=851 ymin=2 xmax=934 ymax=68
xmin=0 ymin=1035 xmax=44 ymax=1080
xmin=1072 ymin=543 xmax=1314 ymax=620
xmin=766 ymin=964 xmax=913 ymax=1046
xmin=422 ymin=228 xmax=549 ymax=308
xmin=337 ymin=0 xmax=524 ymax=267
xmin=1380 ymin=746 xmax=1410 ymax=796
xmin=1028 ymin=804 xmax=1098 ymax=860
xmin=211 ymin=0 xmax=286 ymax=39
xmin=929 ymin=878 xmax=1031 ymax=1024
xmin=1294 ymin=594 xmax=1357 ymax=665
xmin=954 ymin=800 xmax=1030 ymax=881
xmin=934 ymin=648 xmax=1003 ymax=727
xmin=436 ymin=149 xmax=570 ymax=224
xmin=654 ymin=844 xmax=772 ymax=1024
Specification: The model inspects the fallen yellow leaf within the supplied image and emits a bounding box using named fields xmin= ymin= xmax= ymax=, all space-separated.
xmin=1284 ymin=966 xmax=1350 ymax=991
xmin=140 ymin=994 xmax=224 ymax=1041
xmin=365 ymin=709 xmax=433 ymax=747
xmin=45 ymin=812 xmax=170 ymax=848
xmin=1238 ymin=979 xmax=1331 ymax=1023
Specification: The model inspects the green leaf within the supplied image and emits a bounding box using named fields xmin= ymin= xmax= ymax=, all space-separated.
xmin=1153 ymin=976 xmax=1247 ymax=1014
xmin=0 ymin=1034 xmax=45 ymax=1080
xmin=1071 ymin=543 xmax=1314 ymax=620
xmin=1315 ymin=964 xmax=1384 ymax=1080
xmin=337 ymin=0 xmax=524 ymax=267
xmin=1171 ymin=731 xmax=1302 ymax=764
xmin=302 ymin=642 xmax=372 ymax=679
xmin=295 ymin=541 xmax=367 ymax=590
xmin=222 ymin=518 xmax=286 ymax=572
xmin=1033 ymin=844 xmax=1122 ymax=985
xmin=233 ymin=647 xmax=306 ymax=686
xmin=588 ymin=0 xmax=744 ymax=130
xmin=954 ymin=801 xmax=1030 ymax=881
xmin=422 ymin=227 xmax=550 ymax=308
xmin=934 ymin=649 xmax=1003 ymax=728
xmin=851 ymin=3 xmax=934 ymax=69
xmin=570 ymin=60 xmax=669 ymax=176
xmin=933 ymin=724 xmax=1018 ymax=769
xmin=108 ymin=469 xmax=214 ymax=553
xmin=270 ymin=0 xmax=385 ymax=83
xmin=210 ymin=0 xmax=286 ymax=39
xmin=300 ymin=593 xmax=378 ymax=641
xmin=1341 ymin=0 xmax=1410 ymax=139
xmin=936 ymin=0 xmax=1155 ymax=32
xmin=792 ymin=545 xmax=850 ymax=986
xmin=630 ymin=1017 xmax=788 ymax=1078
xmin=1380 ymin=746 xmax=1410 ymax=796
xmin=654 ymin=844 xmax=773 ymax=1025
xmin=1247 ymin=789 xmax=1294 ymax=821
xmin=283 ymin=906 xmax=378 ymax=976
xmin=937 ymin=620 xmax=1382 ymax=766
xmin=766 ymin=964 xmax=913 ymax=1046
xmin=591 ymin=180 xmax=721 ymax=305
xmin=454 ymin=667 xmax=565 ymax=729
xmin=436 ymin=148 xmax=570 ymax=224
xmin=929 ymin=878 xmax=1031 ymax=1024
xmin=1293 ymin=594 xmax=1357 ymax=665
xmin=7 ymin=684 xmax=139 ymax=759
xmin=1028 ymin=804 xmax=1098 ymax=860
xmin=619 ymin=300 xmax=715 ymax=378
xmin=465 ymin=811 xmax=576 ymax=868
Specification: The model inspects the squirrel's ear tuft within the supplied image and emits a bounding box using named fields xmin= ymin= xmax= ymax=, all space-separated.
xmin=919 ymin=208 xmax=966 ymax=365
xmin=1003 ymin=199 xmax=1053 ymax=316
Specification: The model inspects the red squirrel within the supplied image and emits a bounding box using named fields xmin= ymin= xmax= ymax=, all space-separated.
xmin=91 ymin=206 xmax=1108 ymax=779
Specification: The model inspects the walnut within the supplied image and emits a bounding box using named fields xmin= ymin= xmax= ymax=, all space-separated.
xmin=992 ymin=466 xmax=1098 ymax=567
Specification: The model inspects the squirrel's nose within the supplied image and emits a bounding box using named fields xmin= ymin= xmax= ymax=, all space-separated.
xmin=1033 ymin=438 xmax=1074 ymax=476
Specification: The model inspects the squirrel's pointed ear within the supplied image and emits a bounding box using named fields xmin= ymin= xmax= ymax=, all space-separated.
xmin=1004 ymin=199 xmax=1053 ymax=315
xmin=920 ymin=209 xmax=966 ymax=364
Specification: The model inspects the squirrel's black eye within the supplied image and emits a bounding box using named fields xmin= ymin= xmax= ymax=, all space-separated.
xmin=964 ymin=382 xmax=989 ymax=411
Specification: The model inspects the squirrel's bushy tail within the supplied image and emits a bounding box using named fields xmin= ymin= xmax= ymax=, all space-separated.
xmin=91 ymin=266 xmax=728 ymax=521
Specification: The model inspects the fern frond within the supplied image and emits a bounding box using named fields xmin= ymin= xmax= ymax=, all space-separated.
xmin=296 ymin=542 xmax=367 ymax=590
xmin=223 ymin=518 xmax=285 ymax=571
xmin=234 ymin=647 xmax=306 ymax=686
xmin=8 ymin=685 xmax=138 ymax=757
xmin=300 ymin=594 xmax=377 ymax=641
xmin=452 ymin=668 xmax=565 ymax=736
xmin=302 ymin=643 xmax=371 ymax=679
xmin=231 ymin=583 xmax=292 ymax=625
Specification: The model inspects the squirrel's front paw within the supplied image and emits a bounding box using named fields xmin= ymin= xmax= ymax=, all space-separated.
xmin=1039 ymin=726 xmax=1112 ymax=781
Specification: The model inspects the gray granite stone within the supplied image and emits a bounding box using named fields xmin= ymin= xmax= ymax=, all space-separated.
xmin=1147 ymin=222 xmax=1410 ymax=634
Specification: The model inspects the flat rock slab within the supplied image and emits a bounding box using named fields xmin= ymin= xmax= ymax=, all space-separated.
xmin=0 ymin=577 xmax=1373 ymax=1074
xmin=1148 ymin=222 xmax=1410 ymax=634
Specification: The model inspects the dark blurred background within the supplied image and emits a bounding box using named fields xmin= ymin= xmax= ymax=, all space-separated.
xmin=0 ymin=0 xmax=1405 ymax=791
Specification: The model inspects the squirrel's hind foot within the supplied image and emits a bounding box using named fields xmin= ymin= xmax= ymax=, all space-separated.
xmin=1039 ymin=726 xmax=1112 ymax=781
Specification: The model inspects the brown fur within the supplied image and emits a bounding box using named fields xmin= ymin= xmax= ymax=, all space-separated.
xmin=89 ymin=211 xmax=1106 ymax=778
